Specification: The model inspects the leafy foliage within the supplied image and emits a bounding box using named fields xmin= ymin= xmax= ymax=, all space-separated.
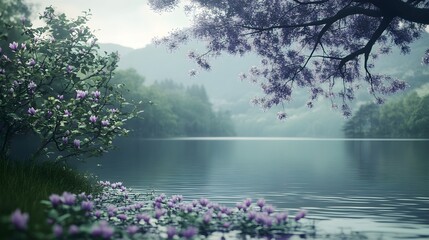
xmin=0 ymin=7 xmax=137 ymax=162
xmin=343 ymin=91 xmax=429 ymax=138
xmin=112 ymin=69 xmax=236 ymax=137
xmin=149 ymin=0 xmax=429 ymax=118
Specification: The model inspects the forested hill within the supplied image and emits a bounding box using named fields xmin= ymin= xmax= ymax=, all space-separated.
xmin=343 ymin=88 xmax=429 ymax=138
xmin=111 ymin=69 xmax=235 ymax=138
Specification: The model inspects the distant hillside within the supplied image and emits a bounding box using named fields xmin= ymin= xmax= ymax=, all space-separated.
xmin=98 ymin=43 xmax=134 ymax=58
xmin=99 ymin=33 xmax=429 ymax=137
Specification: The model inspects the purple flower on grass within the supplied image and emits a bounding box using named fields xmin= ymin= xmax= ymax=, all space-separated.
xmin=81 ymin=201 xmax=94 ymax=211
xmin=69 ymin=225 xmax=79 ymax=235
xmin=275 ymin=212 xmax=288 ymax=224
xmin=181 ymin=227 xmax=198 ymax=239
xmin=53 ymin=224 xmax=63 ymax=237
xmin=49 ymin=194 xmax=62 ymax=207
xmin=127 ymin=225 xmax=139 ymax=235
xmin=91 ymin=221 xmax=114 ymax=239
xmin=10 ymin=209 xmax=29 ymax=231
xmin=73 ymin=139 xmax=81 ymax=149
xmin=62 ymin=192 xmax=76 ymax=205
xmin=89 ymin=115 xmax=97 ymax=123
xmin=247 ymin=211 xmax=257 ymax=221
xmin=28 ymin=107 xmax=36 ymax=116
xmin=9 ymin=42 xmax=18 ymax=51
xmin=166 ymin=226 xmax=176 ymax=239
xmin=295 ymin=209 xmax=307 ymax=221
xmin=76 ymin=90 xmax=88 ymax=100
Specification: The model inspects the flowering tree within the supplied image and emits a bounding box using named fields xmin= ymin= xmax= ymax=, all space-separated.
xmin=0 ymin=7 xmax=138 ymax=162
xmin=149 ymin=0 xmax=429 ymax=118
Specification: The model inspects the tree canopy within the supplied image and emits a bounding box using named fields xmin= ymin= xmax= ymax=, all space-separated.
xmin=150 ymin=0 xmax=429 ymax=118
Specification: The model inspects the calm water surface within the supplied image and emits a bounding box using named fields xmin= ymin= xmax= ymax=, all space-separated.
xmin=79 ymin=138 xmax=429 ymax=239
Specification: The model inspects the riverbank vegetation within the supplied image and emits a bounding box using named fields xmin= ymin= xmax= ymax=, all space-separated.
xmin=343 ymin=91 xmax=429 ymax=138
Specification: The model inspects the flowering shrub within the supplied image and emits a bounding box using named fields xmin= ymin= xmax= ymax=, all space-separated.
xmin=7 ymin=181 xmax=313 ymax=239
xmin=0 ymin=7 xmax=139 ymax=161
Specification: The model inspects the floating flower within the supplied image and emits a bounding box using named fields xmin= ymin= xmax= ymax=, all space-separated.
xmin=9 ymin=42 xmax=18 ymax=51
xmin=73 ymin=139 xmax=81 ymax=149
xmin=257 ymin=198 xmax=266 ymax=209
xmin=89 ymin=115 xmax=97 ymax=123
xmin=91 ymin=221 xmax=114 ymax=239
xmin=127 ymin=225 xmax=139 ymax=235
xmin=181 ymin=227 xmax=198 ymax=239
xmin=166 ymin=226 xmax=176 ymax=239
xmin=27 ymin=107 xmax=36 ymax=116
xmin=199 ymin=198 xmax=209 ymax=207
xmin=294 ymin=209 xmax=307 ymax=221
xmin=10 ymin=209 xmax=29 ymax=231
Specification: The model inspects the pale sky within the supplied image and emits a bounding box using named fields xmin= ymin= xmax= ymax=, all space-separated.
xmin=26 ymin=0 xmax=192 ymax=49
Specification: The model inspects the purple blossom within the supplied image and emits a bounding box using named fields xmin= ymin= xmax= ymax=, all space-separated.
xmin=68 ymin=225 xmax=79 ymax=235
xmin=76 ymin=90 xmax=88 ymax=100
xmin=57 ymin=95 xmax=64 ymax=100
xmin=243 ymin=198 xmax=252 ymax=207
xmin=62 ymin=192 xmax=76 ymax=205
xmin=28 ymin=81 xmax=37 ymax=92
xmin=203 ymin=211 xmax=212 ymax=224
xmin=117 ymin=213 xmax=127 ymax=221
xmin=46 ymin=110 xmax=53 ymax=118
xmin=21 ymin=43 xmax=26 ymax=50
xmin=81 ymin=201 xmax=94 ymax=211
xmin=275 ymin=212 xmax=288 ymax=224
xmin=155 ymin=209 xmax=165 ymax=219
xmin=199 ymin=198 xmax=209 ymax=207
xmin=10 ymin=209 xmax=29 ymax=231
xmin=110 ymin=108 xmax=118 ymax=114
xmin=27 ymin=58 xmax=36 ymax=66
xmin=73 ymin=139 xmax=81 ymax=149
xmin=89 ymin=115 xmax=97 ymax=123
xmin=92 ymin=90 xmax=101 ymax=99
xmin=64 ymin=110 xmax=72 ymax=117
xmin=257 ymin=198 xmax=266 ymax=209
xmin=264 ymin=205 xmax=275 ymax=215
xmin=62 ymin=137 xmax=68 ymax=144
xmin=181 ymin=226 xmax=198 ymax=239
xmin=166 ymin=226 xmax=176 ymax=239
xmin=49 ymin=194 xmax=62 ymax=207
xmin=66 ymin=65 xmax=73 ymax=74
xmin=91 ymin=221 xmax=114 ymax=239
xmin=247 ymin=211 xmax=257 ymax=221
xmin=127 ymin=225 xmax=139 ymax=235
xmin=9 ymin=42 xmax=19 ymax=51
xmin=27 ymin=107 xmax=37 ymax=116
xmin=53 ymin=224 xmax=63 ymax=237
xmin=294 ymin=209 xmax=307 ymax=221
xmin=94 ymin=210 xmax=102 ymax=219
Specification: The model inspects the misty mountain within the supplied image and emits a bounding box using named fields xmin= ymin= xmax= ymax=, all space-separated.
xmin=100 ymin=33 xmax=429 ymax=137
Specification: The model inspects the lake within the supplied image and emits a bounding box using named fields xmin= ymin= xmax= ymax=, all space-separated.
xmin=78 ymin=138 xmax=429 ymax=239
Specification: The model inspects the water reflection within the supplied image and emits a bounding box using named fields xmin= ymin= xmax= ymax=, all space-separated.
xmin=78 ymin=138 xmax=429 ymax=238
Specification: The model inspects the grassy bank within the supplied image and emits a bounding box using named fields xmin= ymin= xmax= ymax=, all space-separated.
xmin=0 ymin=159 xmax=100 ymax=236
